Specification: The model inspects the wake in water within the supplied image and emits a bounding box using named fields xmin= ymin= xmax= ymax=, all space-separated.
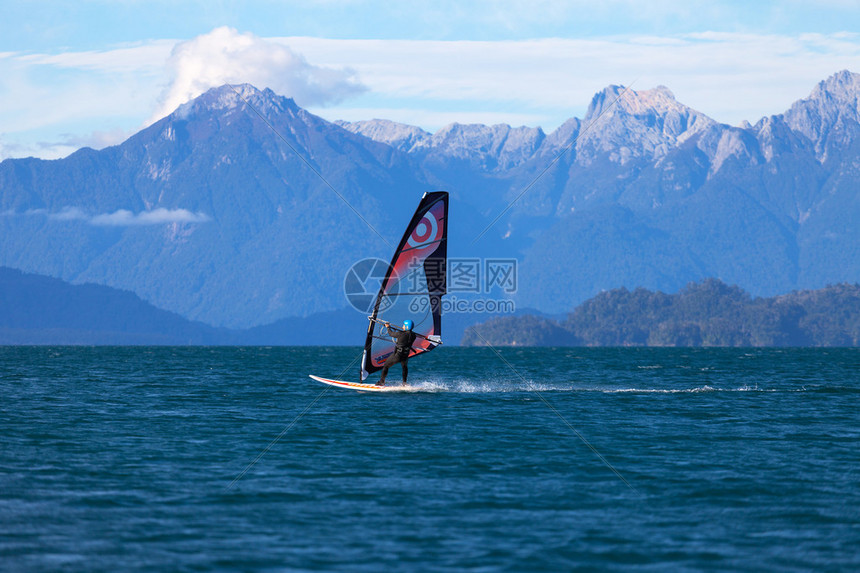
xmin=600 ymin=384 xmax=790 ymax=393
xmin=402 ymin=379 xmax=808 ymax=394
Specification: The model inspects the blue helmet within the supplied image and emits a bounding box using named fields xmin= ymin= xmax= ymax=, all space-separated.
xmin=402 ymin=319 xmax=414 ymax=331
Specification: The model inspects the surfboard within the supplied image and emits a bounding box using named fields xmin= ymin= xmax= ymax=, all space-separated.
xmin=309 ymin=375 xmax=417 ymax=392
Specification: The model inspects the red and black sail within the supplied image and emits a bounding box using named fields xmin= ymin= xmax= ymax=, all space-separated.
xmin=360 ymin=191 xmax=448 ymax=380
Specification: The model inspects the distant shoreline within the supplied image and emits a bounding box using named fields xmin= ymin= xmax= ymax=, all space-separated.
xmin=463 ymin=279 xmax=860 ymax=348
xmin=3 ymin=268 xmax=858 ymax=347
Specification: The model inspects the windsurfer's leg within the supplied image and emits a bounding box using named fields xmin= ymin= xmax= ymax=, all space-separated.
xmin=401 ymin=359 xmax=408 ymax=383
xmin=377 ymin=354 xmax=398 ymax=385
xmin=378 ymin=364 xmax=390 ymax=385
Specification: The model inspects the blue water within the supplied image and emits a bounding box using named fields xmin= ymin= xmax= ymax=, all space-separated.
xmin=1 ymin=346 xmax=858 ymax=571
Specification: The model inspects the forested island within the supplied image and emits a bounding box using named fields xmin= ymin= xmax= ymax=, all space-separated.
xmin=462 ymin=279 xmax=860 ymax=347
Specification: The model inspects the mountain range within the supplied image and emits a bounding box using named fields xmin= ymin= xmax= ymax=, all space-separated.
xmin=1 ymin=71 xmax=859 ymax=337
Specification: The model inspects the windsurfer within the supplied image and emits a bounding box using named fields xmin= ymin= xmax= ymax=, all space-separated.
xmin=377 ymin=320 xmax=417 ymax=386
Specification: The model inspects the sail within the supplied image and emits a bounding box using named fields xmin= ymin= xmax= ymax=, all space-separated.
xmin=360 ymin=191 xmax=448 ymax=380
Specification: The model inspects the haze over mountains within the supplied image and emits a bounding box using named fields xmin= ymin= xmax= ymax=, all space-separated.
xmin=1 ymin=71 xmax=859 ymax=336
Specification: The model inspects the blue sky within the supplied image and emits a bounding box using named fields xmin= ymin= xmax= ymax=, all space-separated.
xmin=2 ymin=0 xmax=859 ymax=159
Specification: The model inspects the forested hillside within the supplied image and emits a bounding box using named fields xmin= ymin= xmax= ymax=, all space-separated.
xmin=462 ymin=279 xmax=860 ymax=347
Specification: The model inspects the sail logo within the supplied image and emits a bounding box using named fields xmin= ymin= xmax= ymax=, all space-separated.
xmin=407 ymin=202 xmax=444 ymax=252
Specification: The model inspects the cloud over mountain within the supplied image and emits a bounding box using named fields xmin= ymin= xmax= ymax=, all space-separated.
xmin=150 ymin=27 xmax=366 ymax=124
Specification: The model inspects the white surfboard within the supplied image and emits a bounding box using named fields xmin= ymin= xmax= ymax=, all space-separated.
xmin=309 ymin=374 xmax=418 ymax=392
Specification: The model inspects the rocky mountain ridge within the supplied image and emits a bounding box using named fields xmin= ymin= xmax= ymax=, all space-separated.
xmin=1 ymin=71 xmax=858 ymax=329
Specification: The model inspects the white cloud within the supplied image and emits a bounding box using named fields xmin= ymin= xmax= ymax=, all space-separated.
xmin=18 ymin=41 xmax=174 ymax=74
xmin=0 ymin=42 xmax=171 ymax=159
xmin=91 ymin=208 xmax=211 ymax=226
xmin=38 ymin=207 xmax=211 ymax=226
xmin=2 ymin=28 xmax=859 ymax=159
xmin=149 ymin=27 xmax=366 ymax=123
xmin=283 ymin=33 xmax=860 ymax=129
xmin=48 ymin=207 xmax=88 ymax=221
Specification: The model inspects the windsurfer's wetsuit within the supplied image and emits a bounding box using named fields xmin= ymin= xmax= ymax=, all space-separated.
xmin=377 ymin=326 xmax=417 ymax=385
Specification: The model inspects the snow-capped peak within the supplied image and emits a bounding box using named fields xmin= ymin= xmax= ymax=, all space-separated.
xmin=173 ymin=84 xmax=299 ymax=120
xmin=577 ymin=85 xmax=717 ymax=163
